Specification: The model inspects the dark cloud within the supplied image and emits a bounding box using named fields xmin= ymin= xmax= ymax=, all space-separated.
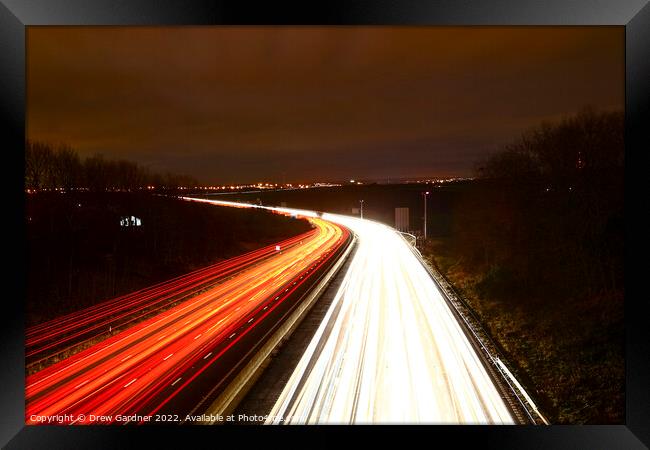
xmin=27 ymin=26 xmax=623 ymax=183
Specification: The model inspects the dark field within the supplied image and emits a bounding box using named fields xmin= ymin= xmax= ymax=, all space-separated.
xmin=25 ymin=192 xmax=311 ymax=327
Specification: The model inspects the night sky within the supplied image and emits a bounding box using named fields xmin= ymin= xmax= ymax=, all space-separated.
xmin=27 ymin=27 xmax=623 ymax=184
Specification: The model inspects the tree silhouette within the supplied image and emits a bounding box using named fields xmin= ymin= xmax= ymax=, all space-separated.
xmin=459 ymin=107 xmax=623 ymax=297
xmin=25 ymin=141 xmax=199 ymax=192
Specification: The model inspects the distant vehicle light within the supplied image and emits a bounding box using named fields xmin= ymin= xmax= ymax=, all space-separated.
xmin=120 ymin=216 xmax=142 ymax=227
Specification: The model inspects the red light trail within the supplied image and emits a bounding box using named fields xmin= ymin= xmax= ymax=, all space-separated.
xmin=27 ymin=229 xmax=320 ymax=364
xmin=26 ymin=217 xmax=349 ymax=424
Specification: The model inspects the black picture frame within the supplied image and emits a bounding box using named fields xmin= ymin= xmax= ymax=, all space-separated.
xmin=1 ymin=1 xmax=647 ymax=448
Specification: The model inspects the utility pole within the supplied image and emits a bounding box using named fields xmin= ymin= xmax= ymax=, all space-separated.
xmin=423 ymin=191 xmax=430 ymax=239
xmin=359 ymin=200 xmax=364 ymax=219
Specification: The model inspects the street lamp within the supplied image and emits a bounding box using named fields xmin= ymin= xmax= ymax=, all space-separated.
xmin=359 ymin=199 xmax=364 ymax=219
xmin=422 ymin=191 xmax=430 ymax=239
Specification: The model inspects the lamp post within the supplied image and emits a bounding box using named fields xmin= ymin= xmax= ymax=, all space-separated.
xmin=359 ymin=200 xmax=364 ymax=219
xmin=423 ymin=191 xmax=430 ymax=239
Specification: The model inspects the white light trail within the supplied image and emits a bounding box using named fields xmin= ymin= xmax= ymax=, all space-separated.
xmin=183 ymin=197 xmax=514 ymax=424
xmin=268 ymin=213 xmax=514 ymax=424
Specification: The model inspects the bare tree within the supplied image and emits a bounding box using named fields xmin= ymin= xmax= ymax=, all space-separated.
xmin=25 ymin=140 xmax=53 ymax=189
xmin=25 ymin=141 xmax=200 ymax=192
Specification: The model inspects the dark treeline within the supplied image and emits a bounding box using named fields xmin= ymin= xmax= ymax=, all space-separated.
xmin=456 ymin=107 xmax=623 ymax=300
xmin=426 ymin=107 xmax=624 ymax=423
xmin=25 ymin=140 xmax=198 ymax=191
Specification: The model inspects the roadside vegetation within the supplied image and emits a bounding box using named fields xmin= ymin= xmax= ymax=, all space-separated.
xmin=421 ymin=108 xmax=624 ymax=423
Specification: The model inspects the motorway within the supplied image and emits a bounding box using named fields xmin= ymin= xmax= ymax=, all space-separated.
xmin=266 ymin=213 xmax=515 ymax=424
xmin=26 ymin=215 xmax=349 ymax=424
xmin=26 ymin=197 xmax=517 ymax=425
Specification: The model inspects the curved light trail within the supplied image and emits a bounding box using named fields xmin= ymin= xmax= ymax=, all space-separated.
xmin=27 ymin=230 xmax=320 ymax=364
xmin=26 ymin=214 xmax=349 ymax=424
xmin=266 ymin=213 xmax=514 ymax=424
